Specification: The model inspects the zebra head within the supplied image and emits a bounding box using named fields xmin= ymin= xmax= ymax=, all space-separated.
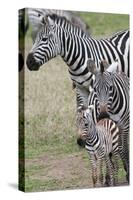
xmin=88 ymin=59 xmax=118 ymax=117
xmin=77 ymin=104 xmax=94 ymax=148
xmin=26 ymin=16 xmax=61 ymax=71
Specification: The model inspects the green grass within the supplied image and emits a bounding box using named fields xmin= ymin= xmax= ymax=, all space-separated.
xmin=79 ymin=12 xmax=129 ymax=37
xmin=25 ymin=178 xmax=63 ymax=192
xmin=19 ymin=11 xmax=129 ymax=192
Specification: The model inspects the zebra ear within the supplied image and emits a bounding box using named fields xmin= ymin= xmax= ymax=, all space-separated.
xmin=87 ymin=59 xmax=98 ymax=74
xmin=77 ymin=105 xmax=83 ymax=113
xmin=100 ymin=60 xmax=109 ymax=73
xmin=46 ymin=16 xmax=55 ymax=26
xmin=41 ymin=17 xmax=47 ymax=25
xmin=77 ymin=104 xmax=87 ymax=112
xmin=87 ymin=58 xmax=99 ymax=75
xmin=106 ymin=60 xmax=119 ymax=73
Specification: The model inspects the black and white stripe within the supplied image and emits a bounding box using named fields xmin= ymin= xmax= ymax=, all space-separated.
xmin=77 ymin=105 xmax=120 ymax=187
xmin=86 ymin=60 xmax=130 ymax=182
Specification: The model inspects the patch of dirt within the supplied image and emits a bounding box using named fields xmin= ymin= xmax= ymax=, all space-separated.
xmin=26 ymin=152 xmax=93 ymax=189
xmin=25 ymin=152 xmax=128 ymax=191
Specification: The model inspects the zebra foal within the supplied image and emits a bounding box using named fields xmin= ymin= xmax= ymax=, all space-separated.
xmin=77 ymin=105 xmax=120 ymax=187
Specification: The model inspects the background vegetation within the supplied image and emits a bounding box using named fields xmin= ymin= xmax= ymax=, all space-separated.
xmin=19 ymin=11 xmax=129 ymax=192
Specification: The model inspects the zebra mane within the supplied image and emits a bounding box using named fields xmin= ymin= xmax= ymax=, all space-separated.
xmin=45 ymin=14 xmax=87 ymax=37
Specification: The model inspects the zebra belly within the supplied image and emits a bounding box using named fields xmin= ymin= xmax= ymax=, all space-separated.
xmin=85 ymin=142 xmax=107 ymax=160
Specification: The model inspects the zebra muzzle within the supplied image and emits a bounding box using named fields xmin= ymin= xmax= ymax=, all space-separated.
xmin=77 ymin=131 xmax=87 ymax=148
xmin=26 ymin=53 xmax=40 ymax=71
xmin=99 ymin=104 xmax=108 ymax=113
xmin=77 ymin=137 xmax=86 ymax=148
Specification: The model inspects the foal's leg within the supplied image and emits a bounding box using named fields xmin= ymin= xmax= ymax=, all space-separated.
xmin=105 ymin=157 xmax=114 ymax=186
xmin=90 ymin=155 xmax=98 ymax=187
xmin=99 ymin=159 xmax=104 ymax=186
xmin=112 ymin=154 xmax=119 ymax=185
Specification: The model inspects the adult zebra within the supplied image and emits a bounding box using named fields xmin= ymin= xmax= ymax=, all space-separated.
xmin=84 ymin=60 xmax=129 ymax=183
xmin=26 ymin=14 xmax=129 ymax=84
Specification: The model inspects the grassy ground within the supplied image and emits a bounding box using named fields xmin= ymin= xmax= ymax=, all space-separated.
xmin=19 ymin=11 xmax=129 ymax=192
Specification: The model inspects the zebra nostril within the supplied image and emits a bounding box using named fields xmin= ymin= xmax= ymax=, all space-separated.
xmin=100 ymin=104 xmax=108 ymax=113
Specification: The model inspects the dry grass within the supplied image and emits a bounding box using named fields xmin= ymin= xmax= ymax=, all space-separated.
xmin=19 ymin=12 xmax=129 ymax=192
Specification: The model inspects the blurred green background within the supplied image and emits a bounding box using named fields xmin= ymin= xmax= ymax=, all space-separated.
xmin=79 ymin=12 xmax=129 ymax=37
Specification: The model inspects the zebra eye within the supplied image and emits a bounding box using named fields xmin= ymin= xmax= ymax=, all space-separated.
xmin=42 ymin=37 xmax=48 ymax=42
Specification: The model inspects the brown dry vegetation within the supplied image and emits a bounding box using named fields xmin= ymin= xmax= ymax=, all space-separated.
xmin=19 ymin=12 xmax=129 ymax=192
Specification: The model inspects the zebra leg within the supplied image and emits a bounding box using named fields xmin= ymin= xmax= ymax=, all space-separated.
xmin=111 ymin=154 xmax=119 ymax=186
xmin=119 ymin=135 xmax=129 ymax=183
xmin=119 ymin=148 xmax=129 ymax=183
xmin=105 ymin=156 xmax=114 ymax=186
xmin=90 ymin=155 xmax=98 ymax=187
xmin=123 ymin=137 xmax=129 ymax=183
xmin=99 ymin=159 xmax=104 ymax=186
xmin=105 ymin=163 xmax=111 ymax=186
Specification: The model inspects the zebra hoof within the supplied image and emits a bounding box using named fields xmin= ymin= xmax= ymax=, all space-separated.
xmin=104 ymin=174 xmax=111 ymax=186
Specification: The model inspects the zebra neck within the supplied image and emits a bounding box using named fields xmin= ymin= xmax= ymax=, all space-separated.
xmin=86 ymin=131 xmax=99 ymax=148
xmin=59 ymin=30 xmax=88 ymax=69
xmin=59 ymin=30 xmax=94 ymax=87
xmin=86 ymin=119 xmax=98 ymax=144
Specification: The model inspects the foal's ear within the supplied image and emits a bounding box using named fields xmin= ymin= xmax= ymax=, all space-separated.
xmin=77 ymin=105 xmax=83 ymax=113
xmin=77 ymin=104 xmax=87 ymax=112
